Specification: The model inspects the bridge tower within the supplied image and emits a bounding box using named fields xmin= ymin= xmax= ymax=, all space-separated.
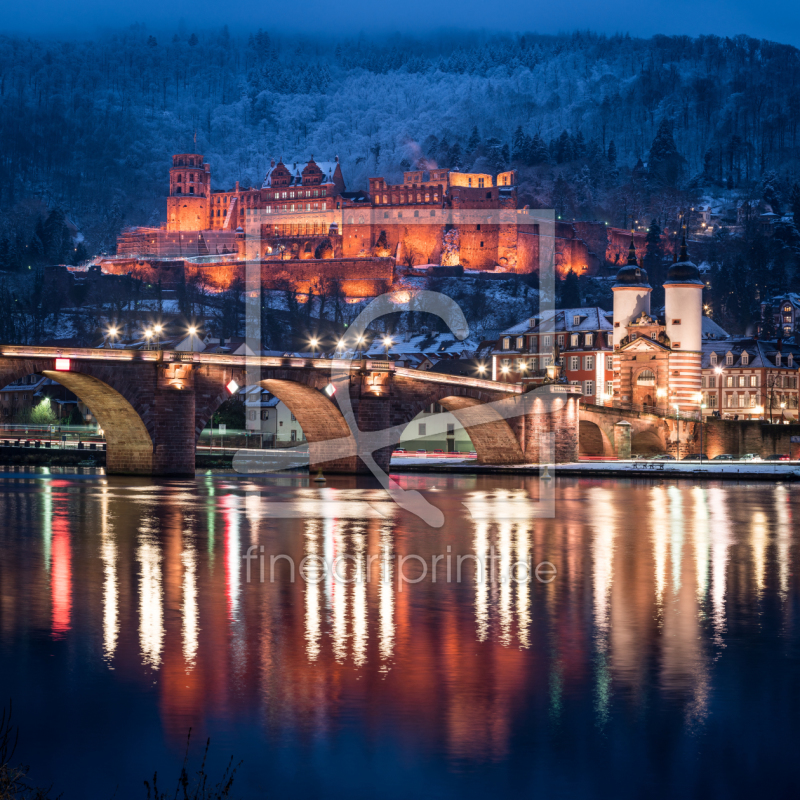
xmin=612 ymin=237 xmax=651 ymax=401
xmin=664 ymin=234 xmax=704 ymax=411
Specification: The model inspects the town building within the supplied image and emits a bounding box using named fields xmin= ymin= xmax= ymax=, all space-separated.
xmin=701 ymin=340 xmax=799 ymax=421
xmin=491 ymin=307 xmax=614 ymax=403
xmin=762 ymin=294 xmax=800 ymax=338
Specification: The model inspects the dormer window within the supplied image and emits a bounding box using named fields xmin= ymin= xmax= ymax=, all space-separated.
xmin=585 ymin=334 xmax=593 ymax=346
xmin=710 ymin=353 xmax=718 ymax=365
xmin=573 ymin=315 xmax=581 ymax=326
xmin=726 ymin=354 xmax=734 ymax=365
xmin=516 ymin=336 xmax=524 ymax=349
xmin=776 ymin=354 xmax=782 ymax=367
xmin=741 ymin=353 xmax=749 ymax=366
xmin=789 ymin=354 xmax=794 ymax=367
xmin=502 ymin=337 xmax=510 ymax=350
xmin=571 ymin=334 xmax=579 ymax=347
xmin=529 ymin=318 xmax=536 ymax=328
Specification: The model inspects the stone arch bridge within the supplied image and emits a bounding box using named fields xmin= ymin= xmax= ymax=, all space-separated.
xmin=0 ymin=346 xmax=581 ymax=476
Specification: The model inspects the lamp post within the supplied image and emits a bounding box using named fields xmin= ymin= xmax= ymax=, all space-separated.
xmin=383 ymin=336 xmax=392 ymax=358
xmin=107 ymin=326 xmax=119 ymax=349
xmin=674 ymin=403 xmax=680 ymax=458
xmin=187 ymin=325 xmax=197 ymax=354
xmin=154 ymin=324 xmax=163 ymax=350
xmin=694 ymin=392 xmax=705 ymax=459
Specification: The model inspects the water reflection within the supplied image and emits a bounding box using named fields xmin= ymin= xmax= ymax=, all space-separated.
xmin=0 ymin=474 xmax=798 ymax=799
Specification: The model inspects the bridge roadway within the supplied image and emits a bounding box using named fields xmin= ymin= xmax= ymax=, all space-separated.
xmin=0 ymin=345 xmax=581 ymax=476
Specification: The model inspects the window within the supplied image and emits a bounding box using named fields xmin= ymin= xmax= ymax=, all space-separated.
xmin=480 ymin=241 xmax=484 ymax=247
xmin=708 ymin=376 xmax=716 ymax=389
xmin=672 ymin=319 xmax=681 ymax=325
xmin=605 ymin=381 xmax=613 ymax=396
xmin=726 ymin=354 xmax=734 ymax=365
xmin=291 ymin=412 xmax=296 ymax=421
xmin=749 ymin=395 xmax=757 ymax=407
xmin=739 ymin=394 xmax=746 ymax=408
xmin=726 ymin=394 xmax=733 ymax=408
xmin=775 ymin=354 xmax=782 ymax=367
xmin=585 ymin=356 xmax=595 ymax=370
xmin=570 ymin=356 xmax=580 ymax=371
xmin=418 ymin=423 xmax=427 ymax=436
xmin=477 ymin=224 xmax=481 ymax=231
xmin=651 ymin=332 xmax=658 ymax=340
xmin=742 ymin=353 xmax=749 ymax=365
xmin=750 ymin=375 xmax=758 ymax=387
xmin=516 ymin=336 xmax=524 ymax=349
xmin=571 ymin=334 xmax=579 ymax=347
xmin=557 ymin=335 xmax=565 ymax=346
xmin=637 ymin=370 xmax=656 ymax=386
xmin=543 ymin=335 xmax=552 ymax=347
xmin=738 ymin=376 xmax=746 ymax=388
xmin=710 ymin=353 xmax=718 ymax=365
xmin=708 ymin=395 xmax=717 ymax=408
xmin=573 ymin=315 xmax=581 ymax=325
xmin=261 ymin=410 xmax=269 ymax=421
xmin=584 ymin=380 xmax=595 ymax=396
xmin=585 ymin=334 xmax=593 ymax=346
xmin=502 ymin=337 xmax=510 ymax=350
xmin=726 ymin=376 xmax=734 ymax=387
xmin=606 ymin=356 xmax=613 ymax=371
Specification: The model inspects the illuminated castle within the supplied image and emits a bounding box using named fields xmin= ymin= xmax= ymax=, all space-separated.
xmin=612 ymin=236 xmax=704 ymax=412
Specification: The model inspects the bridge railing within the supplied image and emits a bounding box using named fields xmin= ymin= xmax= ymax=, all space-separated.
xmin=585 ymin=400 xmax=701 ymax=421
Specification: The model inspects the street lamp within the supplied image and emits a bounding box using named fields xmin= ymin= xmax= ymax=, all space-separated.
xmin=107 ymin=326 xmax=119 ymax=348
xmin=383 ymin=336 xmax=393 ymax=357
xmin=187 ymin=325 xmax=198 ymax=354
xmin=154 ymin=323 xmax=163 ymax=350
xmin=309 ymin=336 xmax=319 ymax=355
xmin=477 ymin=363 xmax=487 ymax=376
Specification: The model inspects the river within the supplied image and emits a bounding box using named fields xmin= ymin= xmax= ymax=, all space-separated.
xmin=0 ymin=468 xmax=798 ymax=798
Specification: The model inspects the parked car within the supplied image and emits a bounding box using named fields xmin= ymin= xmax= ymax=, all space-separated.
xmin=739 ymin=453 xmax=763 ymax=462
xmin=432 ymin=449 xmax=444 ymax=455
xmin=763 ymin=454 xmax=791 ymax=461
xmin=650 ymin=454 xmax=676 ymax=460
xmin=712 ymin=454 xmax=737 ymax=461
xmin=681 ymin=454 xmax=709 ymax=461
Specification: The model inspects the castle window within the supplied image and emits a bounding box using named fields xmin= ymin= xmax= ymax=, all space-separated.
xmin=384 ymin=212 xmax=389 ymax=219
xmin=468 ymin=178 xmax=472 ymax=187
xmin=478 ymin=178 xmax=485 ymax=188
xmin=414 ymin=210 xmax=419 ymax=218
xmin=477 ymin=224 xmax=481 ymax=231
xmin=430 ymin=210 xmax=435 ymax=217
xmin=177 ymin=174 xmax=182 ymax=182
xmin=433 ymin=194 xmax=439 ymax=202
xmin=383 ymin=195 xmax=388 ymax=204
xmin=425 ymin=193 xmax=430 ymax=202
xmin=189 ymin=187 xmax=194 ymax=194
xmin=480 ymin=241 xmax=484 ymax=247
xmin=176 ymin=188 xmax=182 ymax=194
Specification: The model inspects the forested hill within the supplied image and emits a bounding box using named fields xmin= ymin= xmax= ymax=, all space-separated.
xmin=1 ymin=27 xmax=800 ymax=254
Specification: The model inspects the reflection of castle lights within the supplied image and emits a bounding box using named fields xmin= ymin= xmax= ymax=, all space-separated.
xmin=51 ymin=510 xmax=72 ymax=638
xmin=182 ymin=545 xmax=199 ymax=667
xmin=100 ymin=488 xmax=118 ymax=661
xmin=379 ymin=524 xmax=395 ymax=664
xmin=304 ymin=520 xmax=322 ymax=662
xmin=352 ymin=528 xmax=368 ymax=667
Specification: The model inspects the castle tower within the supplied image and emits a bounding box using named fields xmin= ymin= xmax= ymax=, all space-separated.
xmin=167 ymin=153 xmax=211 ymax=232
xmin=612 ymin=237 xmax=651 ymax=347
xmin=664 ymin=234 xmax=704 ymax=411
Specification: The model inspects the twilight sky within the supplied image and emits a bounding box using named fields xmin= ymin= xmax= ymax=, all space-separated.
xmin=4 ymin=0 xmax=800 ymax=47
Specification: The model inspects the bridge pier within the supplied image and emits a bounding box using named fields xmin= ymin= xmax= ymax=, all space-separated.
xmin=520 ymin=387 xmax=581 ymax=464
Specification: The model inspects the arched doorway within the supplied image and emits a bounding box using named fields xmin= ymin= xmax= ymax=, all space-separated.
xmin=636 ymin=370 xmax=657 ymax=408
xmin=631 ymin=428 xmax=665 ymax=456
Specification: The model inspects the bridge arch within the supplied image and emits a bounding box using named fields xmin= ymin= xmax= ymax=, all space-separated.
xmin=579 ymin=419 xmax=614 ymax=457
xmin=42 ymin=370 xmax=155 ymax=472
xmin=394 ymin=390 xmax=523 ymax=466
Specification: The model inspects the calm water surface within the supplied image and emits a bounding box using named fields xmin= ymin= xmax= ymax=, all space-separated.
xmin=1 ymin=469 xmax=799 ymax=799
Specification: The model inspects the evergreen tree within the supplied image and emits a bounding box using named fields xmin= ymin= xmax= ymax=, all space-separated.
xmin=511 ymin=126 xmax=525 ymax=161
xmin=648 ymin=118 xmax=685 ymax=188
xmin=467 ymin=126 xmax=480 ymax=152
xmin=790 ymin=182 xmax=800 ymax=223
xmin=643 ymin=220 xmax=666 ymax=306
xmin=607 ymin=139 xmax=617 ymax=167
xmin=500 ymin=143 xmax=510 ymax=167
xmin=761 ymin=170 xmax=782 ymax=214
xmin=760 ymin=304 xmax=777 ymax=339
xmin=188 ymin=33 xmax=199 ymax=46
xmin=559 ymin=270 xmax=581 ymax=308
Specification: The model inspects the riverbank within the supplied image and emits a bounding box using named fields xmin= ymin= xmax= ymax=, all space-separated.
xmin=390 ymin=457 xmax=800 ymax=480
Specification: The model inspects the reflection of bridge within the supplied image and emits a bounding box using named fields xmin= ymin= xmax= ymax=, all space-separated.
xmin=0 ymin=347 xmax=581 ymax=476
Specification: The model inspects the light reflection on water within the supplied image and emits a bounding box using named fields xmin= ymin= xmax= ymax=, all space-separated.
xmin=0 ymin=471 xmax=798 ymax=799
